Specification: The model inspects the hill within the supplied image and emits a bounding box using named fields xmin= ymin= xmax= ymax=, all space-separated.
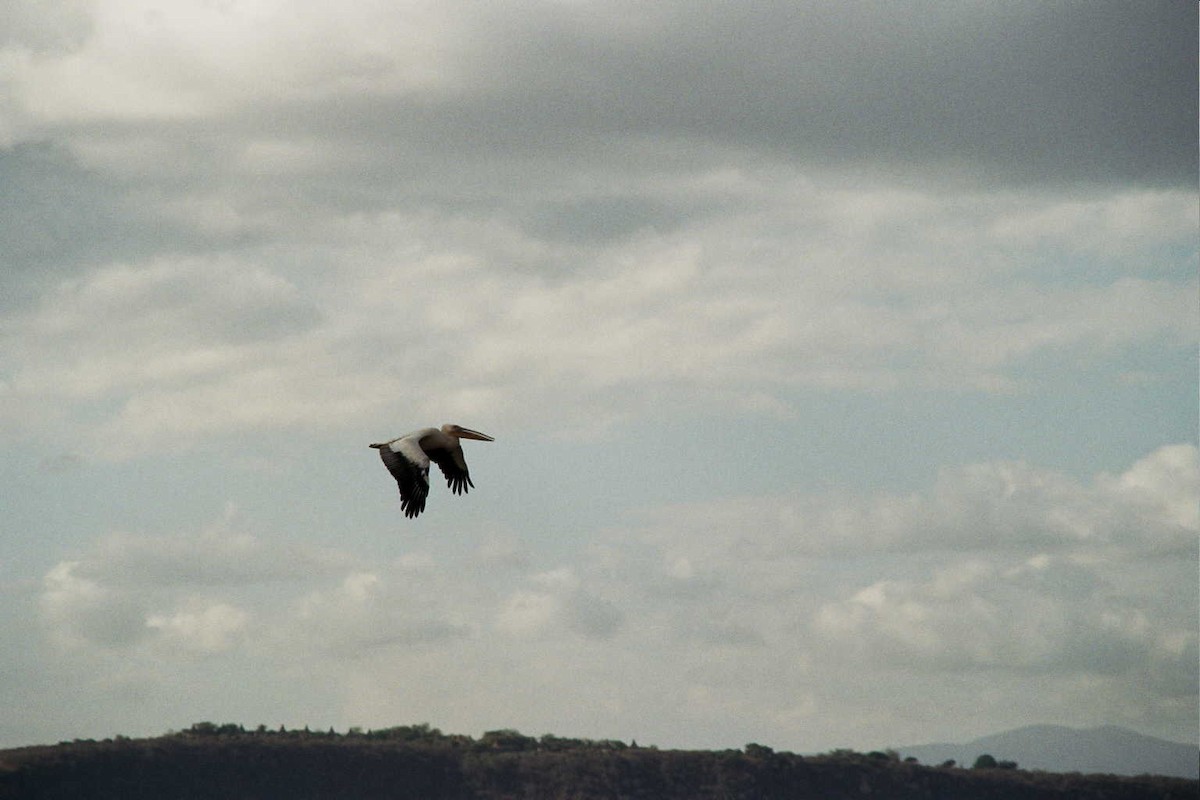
xmin=0 ymin=724 xmax=1195 ymax=800
xmin=897 ymin=725 xmax=1199 ymax=779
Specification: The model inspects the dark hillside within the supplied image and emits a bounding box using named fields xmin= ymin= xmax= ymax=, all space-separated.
xmin=0 ymin=725 xmax=1194 ymax=800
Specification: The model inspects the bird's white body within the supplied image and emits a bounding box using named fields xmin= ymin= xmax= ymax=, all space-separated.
xmin=388 ymin=429 xmax=436 ymax=477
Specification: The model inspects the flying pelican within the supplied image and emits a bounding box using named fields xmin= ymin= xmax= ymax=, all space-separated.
xmin=369 ymin=424 xmax=494 ymax=518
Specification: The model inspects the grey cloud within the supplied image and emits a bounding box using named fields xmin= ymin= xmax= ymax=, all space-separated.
xmin=689 ymin=620 xmax=766 ymax=649
xmin=0 ymin=0 xmax=92 ymax=53
xmin=1146 ymin=636 xmax=1200 ymax=699
xmin=520 ymin=196 xmax=690 ymax=245
xmin=330 ymin=0 xmax=1195 ymax=188
xmin=84 ymin=529 xmax=348 ymax=588
xmin=330 ymin=621 xmax=470 ymax=655
xmin=1002 ymin=555 xmax=1101 ymax=602
xmin=290 ymin=571 xmax=476 ymax=657
xmin=55 ymin=259 xmax=320 ymax=345
xmin=647 ymin=569 xmax=725 ymax=601
xmin=22 ymin=1 xmax=1188 ymax=206
xmin=4 ymin=255 xmax=323 ymax=413
xmin=563 ymin=590 xmax=623 ymax=639
xmin=0 ymin=144 xmax=167 ymax=307
xmin=0 ymin=141 xmax=311 ymax=311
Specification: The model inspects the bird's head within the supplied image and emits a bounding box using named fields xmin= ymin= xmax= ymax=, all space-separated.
xmin=442 ymin=423 xmax=494 ymax=442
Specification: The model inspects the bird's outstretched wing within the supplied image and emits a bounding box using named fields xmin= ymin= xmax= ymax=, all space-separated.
xmin=428 ymin=444 xmax=474 ymax=495
xmin=378 ymin=445 xmax=430 ymax=518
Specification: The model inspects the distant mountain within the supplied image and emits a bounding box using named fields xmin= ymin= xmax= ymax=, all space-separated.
xmin=898 ymin=725 xmax=1198 ymax=779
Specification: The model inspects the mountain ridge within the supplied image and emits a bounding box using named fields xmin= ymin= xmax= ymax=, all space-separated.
xmin=897 ymin=724 xmax=1198 ymax=779
xmin=1 ymin=726 xmax=1195 ymax=800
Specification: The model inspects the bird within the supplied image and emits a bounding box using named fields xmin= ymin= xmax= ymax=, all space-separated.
xmin=369 ymin=424 xmax=494 ymax=518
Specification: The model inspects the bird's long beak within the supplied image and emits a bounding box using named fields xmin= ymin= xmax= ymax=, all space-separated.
xmin=456 ymin=428 xmax=494 ymax=442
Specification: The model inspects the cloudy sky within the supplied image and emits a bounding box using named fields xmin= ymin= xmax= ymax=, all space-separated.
xmin=1 ymin=1 xmax=1196 ymax=754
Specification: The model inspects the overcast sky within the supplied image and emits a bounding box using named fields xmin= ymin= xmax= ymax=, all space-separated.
xmin=1 ymin=1 xmax=1197 ymax=753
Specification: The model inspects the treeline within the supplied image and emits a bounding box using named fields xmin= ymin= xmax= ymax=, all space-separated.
xmin=170 ymin=721 xmax=633 ymax=753
xmin=0 ymin=723 xmax=1194 ymax=800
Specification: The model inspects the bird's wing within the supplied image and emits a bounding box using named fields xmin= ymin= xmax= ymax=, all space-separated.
xmin=427 ymin=443 xmax=474 ymax=495
xmin=379 ymin=442 xmax=430 ymax=518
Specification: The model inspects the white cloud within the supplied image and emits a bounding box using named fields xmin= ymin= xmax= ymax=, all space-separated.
xmin=635 ymin=444 xmax=1200 ymax=563
xmin=288 ymin=567 xmax=472 ymax=658
xmin=35 ymin=509 xmax=347 ymax=655
xmin=602 ymin=446 xmax=1197 ymax=743
xmin=4 ymin=0 xmax=468 ymax=136
xmin=23 ymin=443 xmax=1198 ymax=747
xmin=2 ymin=162 xmax=1192 ymax=455
xmin=40 ymin=560 xmax=147 ymax=650
xmin=146 ymin=600 xmax=249 ymax=656
xmin=813 ymin=552 xmax=1195 ymax=689
xmin=495 ymin=568 xmax=622 ymax=640
xmin=3 ymin=255 xmax=320 ymax=438
xmin=987 ymin=190 xmax=1200 ymax=261
xmin=605 ymin=445 xmax=1198 ymax=735
xmin=77 ymin=514 xmax=347 ymax=587
xmin=1101 ymin=444 xmax=1200 ymax=531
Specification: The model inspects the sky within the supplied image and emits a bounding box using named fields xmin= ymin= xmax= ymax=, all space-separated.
xmin=1 ymin=0 xmax=1197 ymax=754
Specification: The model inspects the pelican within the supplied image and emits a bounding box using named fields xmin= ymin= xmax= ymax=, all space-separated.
xmin=369 ymin=424 xmax=494 ymax=518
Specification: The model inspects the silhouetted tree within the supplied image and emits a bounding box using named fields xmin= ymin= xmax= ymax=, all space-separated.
xmin=479 ymin=729 xmax=538 ymax=752
xmin=744 ymin=743 xmax=774 ymax=759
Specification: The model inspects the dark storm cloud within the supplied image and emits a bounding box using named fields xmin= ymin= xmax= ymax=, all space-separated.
xmin=9 ymin=1 xmax=1185 ymax=293
xmin=283 ymin=0 xmax=1194 ymax=188
xmin=520 ymin=195 xmax=690 ymax=244
xmin=533 ymin=1 xmax=1196 ymax=186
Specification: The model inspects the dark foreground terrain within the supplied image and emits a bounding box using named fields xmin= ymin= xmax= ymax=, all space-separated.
xmin=1 ymin=724 xmax=1194 ymax=800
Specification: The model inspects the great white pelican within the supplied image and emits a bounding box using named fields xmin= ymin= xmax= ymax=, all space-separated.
xmin=369 ymin=424 xmax=494 ymax=518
